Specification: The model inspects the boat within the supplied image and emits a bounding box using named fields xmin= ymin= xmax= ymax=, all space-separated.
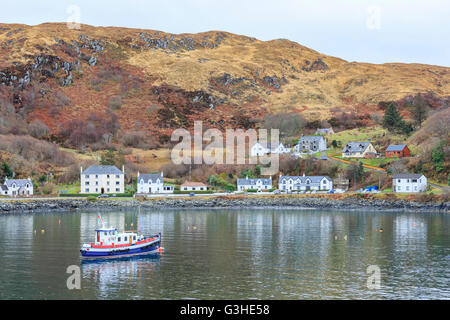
xmin=80 ymin=212 xmax=162 ymax=259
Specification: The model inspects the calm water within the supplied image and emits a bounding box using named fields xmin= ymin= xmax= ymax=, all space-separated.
xmin=0 ymin=209 xmax=449 ymax=300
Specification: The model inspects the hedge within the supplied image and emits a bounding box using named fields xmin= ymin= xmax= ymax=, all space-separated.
xmin=173 ymin=190 xmax=214 ymax=194
xmin=59 ymin=193 xmax=134 ymax=197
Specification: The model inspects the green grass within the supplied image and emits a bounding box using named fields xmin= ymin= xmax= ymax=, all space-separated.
xmin=57 ymin=182 xmax=81 ymax=194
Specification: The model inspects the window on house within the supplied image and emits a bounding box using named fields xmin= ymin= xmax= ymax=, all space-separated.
xmin=116 ymin=188 xmax=120 ymax=192
xmin=86 ymin=182 xmax=89 ymax=185
xmin=107 ymin=175 xmax=110 ymax=178
xmin=95 ymin=175 xmax=98 ymax=178
xmin=116 ymin=175 xmax=119 ymax=178
xmin=116 ymin=181 xmax=119 ymax=185
xmin=85 ymin=175 xmax=89 ymax=179
xmin=85 ymin=188 xmax=89 ymax=192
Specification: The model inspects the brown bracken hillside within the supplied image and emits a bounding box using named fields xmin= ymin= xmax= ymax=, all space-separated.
xmin=1 ymin=23 xmax=449 ymax=140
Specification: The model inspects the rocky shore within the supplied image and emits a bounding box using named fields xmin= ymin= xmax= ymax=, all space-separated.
xmin=0 ymin=196 xmax=448 ymax=214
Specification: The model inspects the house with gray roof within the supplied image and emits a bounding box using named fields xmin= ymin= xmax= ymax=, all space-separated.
xmin=237 ymin=176 xmax=272 ymax=191
xmin=393 ymin=173 xmax=427 ymax=193
xmin=80 ymin=165 xmax=124 ymax=194
xmin=278 ymin=174 xmax=333 ymax=192
xmin=293 ymin=135 xmax=327 ymax=154
xmin=342 ymin=142 xmax=377 ymax=158
xmin=315 ymin=127 xmax=335 ymax=135
xmin=137 ymin=172 xmax=173 ymax=194
xmin=2 ymin=177 xmax=33 ymax=197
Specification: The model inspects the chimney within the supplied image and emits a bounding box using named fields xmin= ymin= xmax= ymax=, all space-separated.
xmin=161 ymin=171 xmax=163 ymax=178
xmin=122 ymin=165 xmax=125 ymax=174
xmin=303 ymin=173 xmax=305 ymax=177
xmin=137 ymin=171 xmax=140 ymax=178
xmin=80 ymin=166 xmax=83 ymax=174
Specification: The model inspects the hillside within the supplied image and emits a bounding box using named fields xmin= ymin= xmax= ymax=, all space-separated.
xmin=0 ymin=22 xmax=449 ymax=142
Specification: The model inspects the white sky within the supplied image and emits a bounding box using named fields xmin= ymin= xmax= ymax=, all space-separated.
xmin=1 ymin=0 xmax=449 ymax=66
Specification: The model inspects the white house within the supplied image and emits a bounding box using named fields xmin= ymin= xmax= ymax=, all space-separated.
xmin=137 ymin=172 xmax=174 ymax=194
xmin=315 ymin=127 xmax=335 ymax=135
xmin=80 ymin=165 xmax=125 ymax=194
xmin=342 ymin=142 xmax=377 ymax=158
xmin=393 ymin=174 xmax=427 ymax=193
xmin=236 ymin=176 xmax=272 ymax=191
xmin=180 ymin=182 xmax=208 ymax=191
xmin=278 ymin=174 xmax=333 ymax=192
xmin=271 ymin=142 xmax=291 ymax=154
xmin=251 ymin=142 xmax=291 ymax=156
xmin=293 ymin=135 xmax=327 ymax=153
xmin=250 ymin=142 xmax=270 ymax=156
xmin=2 ymin=177 xmax=33 ymax=197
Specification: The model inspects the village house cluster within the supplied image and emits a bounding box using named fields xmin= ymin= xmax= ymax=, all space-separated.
xmin=0 ymin=128 xmax=428 ymax=197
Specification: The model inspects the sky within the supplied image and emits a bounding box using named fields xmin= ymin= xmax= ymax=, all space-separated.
xmin=1 ymin=0 xmax=449 ymax=66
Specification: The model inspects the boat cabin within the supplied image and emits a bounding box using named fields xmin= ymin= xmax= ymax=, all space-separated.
xmin=94 ymin=226 xmax=143 ymax=246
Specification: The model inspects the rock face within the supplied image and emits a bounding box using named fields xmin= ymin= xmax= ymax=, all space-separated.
xmin=0 ymin=197 xmax=448 ymax=214
xmin=0 ymin=22 xmax=449 ymax=140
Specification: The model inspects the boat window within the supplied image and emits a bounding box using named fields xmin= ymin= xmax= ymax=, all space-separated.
xmin=104 ymin=232 xmax=107 ymax=236
xmin=118 ymin=237 xmax=121 ymax=241
xmin=124 ymin=236 xmax=127 ymax=241
xmin=133 ymin=236 xmax=136 ymax=240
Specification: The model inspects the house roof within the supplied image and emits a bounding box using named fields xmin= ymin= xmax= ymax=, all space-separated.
xmin=237 ymin=177 xmax=272 ymax=186
xmin=1 ymin=185 xmax=8 ymax=191
xmin=4 ymin=179 xmax=31 ymax=188
xmin=393 ymin=174 xmax=424 ymax=179
xmin=298 ymin=135 xmax=325 ymax=143
xmin=181 ymin=182 xmax=207 ymax=187
xmin=138 ymin=173 xmax=162 ymax=184
xmin=82 ymin=165 xmax=123 ymax=175
xmin=342 ymin=142 xmax=371 ymax=153
xmin=279 ymin=175 xmax=332 ymax=184
xmin=386 ymin=144 xmax=407 ymax=152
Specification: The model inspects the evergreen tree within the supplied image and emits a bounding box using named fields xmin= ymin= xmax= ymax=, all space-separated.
xmin=412 ymin=93 xmax=428 ymax=127
xmin=382 ymin=102 xmax=403 ymax=132
xmin=0 ymin=162 xmax=13 ymax=182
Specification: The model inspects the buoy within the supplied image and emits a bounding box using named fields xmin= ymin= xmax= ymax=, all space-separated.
xmin=249 ymin=222 xmax=252 ymax=226
xmin=413 ymin=223 xmax=417 ymax=227
xmin=158 ymin=247 xmax=163 ymax=253
xmin=193 ymin=226 xmax=197 ymax=230
xmin=58 ymin=220 xmax=61 ymax=224
xmin=379 ymin=228 xmax=383 ymax=233
xmin=131 ymin=223 xmax=134 ymax=227
xmin=41 ymin=229 xmax=45 ymax=233
xmin=344 ymin=235 xmax=347 ymax=241
xmin=376 ymin=229 xmax=378 ymax=232
xmin=334 ymin=235 xmax=338 ymax=240
xmin=421 ymin=223 xmax=424 ymax=227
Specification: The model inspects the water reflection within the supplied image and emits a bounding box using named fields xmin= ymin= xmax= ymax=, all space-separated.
xmin=0 ymin=209 xmax=448 ymax=299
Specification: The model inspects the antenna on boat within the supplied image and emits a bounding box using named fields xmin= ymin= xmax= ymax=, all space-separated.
xmin=138 ymin=206 xmax=141 ymax=235
xmin=97 ymin=213 xmax=105 ymax=228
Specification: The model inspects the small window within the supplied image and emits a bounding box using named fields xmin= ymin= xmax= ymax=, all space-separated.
xmin=133 ymin=236 xmax=136 ymax=240
xmin=107 ymin=175 xmax=110 ymax=178
xmin=104 ymin=232 xmax=107 ymax=236
xmin=118 ymin=237 xmax=121 ymax=242
xmin=124 ymin=236 xmax=127 ymax=241
xmin=116 ymin=175 xmax=120 ymax=178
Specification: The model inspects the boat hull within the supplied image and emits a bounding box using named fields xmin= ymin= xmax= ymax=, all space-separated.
xmin=80 ymin=237 xmax=161 ymax=259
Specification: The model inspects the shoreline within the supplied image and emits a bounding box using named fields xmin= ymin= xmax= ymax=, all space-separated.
xmin=0 ymin=196 xmax=448 ymax=214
